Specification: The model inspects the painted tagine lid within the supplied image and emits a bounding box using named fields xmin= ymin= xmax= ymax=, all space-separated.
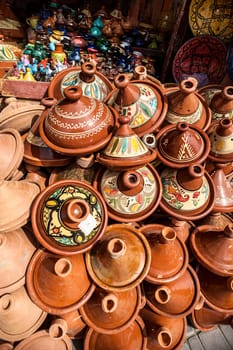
xmin=160 ymin=164 xmax=216 ymax=221
xmin=85 ymin=223 xmax=151 ymax=292
xmin=105 ymin=73 xmax=168 ymax=137
xmin=26 ymin=248 xmax=95 ymax=315
xmin=164 ymin=76 xmax=212 ymax=131
xmin=96 ymin=114 xmax=157 ymax=171
xmin=93 ymin=164 xmax=162 ymax=222
xmin=210 ymin=164 xmax=233 ymax=212
xmin=156 ymin=122 xmax=210 ymax=168
xmin=31 ymin=179 xmax=108 ymax=255
xmin=39 ymin=85 xmax=117 ymax=156
xmin=190 ymin=224 xmax=233 ymax=277
xmin=209 ymin=85 xmax=233 ymax=120
xmin=138 ymin=225 xmax=189 ymax=284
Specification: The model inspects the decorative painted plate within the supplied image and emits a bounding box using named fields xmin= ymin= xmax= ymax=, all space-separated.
xmin=189 ymin=0 xmax=233 ymax=43
xmin=172 ymin=35 xmax=227 ymax=87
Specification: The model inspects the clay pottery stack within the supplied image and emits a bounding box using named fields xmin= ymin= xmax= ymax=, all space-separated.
xmin=210 ymin=164 xmax=233 ymax=212
xmin=159 ymin=163 xmax=216 ymax=221
xmin=138 ymin=225 xmax=189 ymax=284
xmin=39 ymin=86 xmax=117 ymax=157
xmin=156 ymin=122 xmax=210 ymax=168
xmin=54 ymin=310 xmax=86 ymax=339
xmin=0 ymin=228 xmax=36 ymax=295
xmin=31 ymin=179 xmax=108 ymax=255
xmin=85 ymin=223 xmax=151 ymax=291
xmin=93 ymin=163 xmax=162 ymax=222
xmin=164 ymin=77 xmax=212 ymax=131
xmin=83 ymin=316 xmax=147 ymax=350
xmin=14 ymin=319 xmax=73 ymax=350
xmin=0 ymin=285 xmax=47 ymax=342
xmin=209 ymin=85 xmax=233 ymax=120
xmin=105 ymin=73 xmax=168 ymax=136
xmin=26 ymin=248 xmax=95 ymax=315
xmin=141 ymin=307 xmax=187 ymax=350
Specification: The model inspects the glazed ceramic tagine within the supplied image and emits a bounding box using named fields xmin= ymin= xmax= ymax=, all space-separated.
xmin=39 ymin=85 xmax=117 ymax=157
xmin=143 ymin=265 xmax=200 ymax=318
xmin=31 ymin=179 xmax=108 ymax=255
xmin=160 ymin=163 xmax=215 ymax=221
xmin=190 ymin=224 xmax=233 ymax=277
xmin=0 ymin=285 xmax=47 ymax=342
xmin=210 ymin=163 xmax=233 ymax=212
xmin=105 ymin=73 xmax=168 ymax=137
xmin=26 ymin=248 xmax=95 ymax=315
xmin=209 ymin=85 xmax=233 ymax=120
xmin=79 ymin=285 xmax=142 ymax=334
xmin=164 ymin=77 xmax=212 ymax=131
xmin=96 ymin=114 xmax=157 ymax=171
xmin=141 ymin=307 xmax=187 ymax=350
xmin=85 ymin=223 xmax=151 ymax=292
xmin=93 ymin=163 xmax=162 ymax=222
xmin=83 ymin=316 xmax=147 ymax=350
xmin=48 ymin=61 xmax=113 ymax=102
xmin=156 ymin=122 xmax=210 ymax=168
xmin=138 ymin=224 xmax=189 ymax=284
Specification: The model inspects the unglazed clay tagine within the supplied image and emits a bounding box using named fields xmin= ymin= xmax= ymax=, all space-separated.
xmin=96 ymin=115 xmax=157 ymax=171
xmin=39 ymin=85 xmax=117 ymax=156
xmin=26 ymin=248 xmax=95 ymax=315
xmin=105 ymin=73 xmax=168 ymax=136
xmin=164 ymin=77 xmax=212 ymax=131
xmin=93 ymin=164 xmax=162 ymax=222
xmin=85 ymin=223 xmax=151 ymax=292
xmin=160 ymin=164 xmax=216 ymax=221
xmin=156 ymin=122 xmax=210 ymax=168
xmin=190 ymin=224 xmax=233 ymax=277
xmin=31 ymin=179 xmax=108 ymax=255
xmin=138 ymin=224 xmax=189 ymax=284
xmin=48 ymin=61 xmax=113 ymax=102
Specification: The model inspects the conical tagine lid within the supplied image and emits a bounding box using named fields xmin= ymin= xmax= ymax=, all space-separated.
xmin=211 ymin=164 xmax=233 ymax=212
xmin=208 ymin=117 xmax=233 ymax=162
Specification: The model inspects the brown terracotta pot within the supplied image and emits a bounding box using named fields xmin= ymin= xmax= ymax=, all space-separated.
xmin=190 ymin=224 xmax=233 ymax=277
xmin=93 ymin=164 xmax=162 ymax=222
xmin=105 ymin=73 xmax=168 ymax=136
xmin=138 ymin=224 xmax=189 ymax=284
xmin=195 ymin=211 xmax=233 ymax=229
xmin=39 ymin=85 xmax=117 ymax=157
xmin=31 ymin=179 xmax=108 ymax=255
xmin=85 ymin=223 xmax=151 ymax=292
xmin=210 ymin=164 xmax=233 ymax=212
xmin=54 ymin=310 xmax=87 ymax=339
xmin=0 ymin=285 xmax=47 ymax=342
xmin=144 ymin=265 xmax=200 ymax=318
xmin=210 ymin=85 xmax=233 ymax=120
xmin=141 ymin=307 xmax=187 ymax=350
xmin=83 ymin=316 xmax=147 ymax=350
xmin=26 ymin=248 xmax=95 ymax=315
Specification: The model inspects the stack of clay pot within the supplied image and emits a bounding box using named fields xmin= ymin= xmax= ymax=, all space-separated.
xmin=0 ymin=69 xmax=233 ymax=350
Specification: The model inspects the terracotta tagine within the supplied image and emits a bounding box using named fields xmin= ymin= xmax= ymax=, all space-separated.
xmin=156 ymin=122 xmax=210 ymax=168
xmin=31 ymin=179 xmax=108 ymax=255
xmin=141 ymin=307 xmax=187 ymax=350
xmin=210 ymin=164 xmax=233 ymax=212
xmin=164 ymin=76 xmax=212 ymax=131
xmin=160 ymin=163 xmax=216 ymax=221
xmin=93 ymin=164 xmax=162 ymax=222
xmin=0 ymin=227 xmax=36 ymax=295
xmin=196 ymin=264 xmax=233 ymax=314
xmin=143 ymin=265 xmax=200 ymax=318
xmin=96 ymin=115 xmax=158 ymax=171
xmin=14 ymin=319 xmax=73 ymax=350
xmin=190 ymin=224 xmax=233 ymax=277
xmin=138 ymin=224 xmax=189 ymax=284
xmin=105 ymin=73 xmax=168 ymax=136
xmin=79 ymin=285 xmax=142 ymax=334
xmin=85 ymin=223 xmax=151 ymax=292
xmin=39 ymin=85 xmax=117 ymax=157
xmin=54 ymin=310 xmax=86 ymax=339
xmin=195 ymin=211 xmax=233 ymax=229
xmin=26 ymin=248 xmax=95 ymax=315
xmin=0 ymin=285 xmax=47 ymax=342
xmin=48 ymin=61 xmax=113 ymax=102
xmin=209 ymin=85 xmax=233 ymax=120
xmin=83 ymin=316 xmax=147 ymax=350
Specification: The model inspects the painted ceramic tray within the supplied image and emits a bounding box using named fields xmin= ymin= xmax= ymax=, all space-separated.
xmin=172 ymin=35 xmax=227 ymax=87
xmin=189 ymin=0 xmax=233 ymax=43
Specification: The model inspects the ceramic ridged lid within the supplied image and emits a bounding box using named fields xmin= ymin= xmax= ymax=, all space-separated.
xmin=31 ymin=179 xmax=108 ymax=255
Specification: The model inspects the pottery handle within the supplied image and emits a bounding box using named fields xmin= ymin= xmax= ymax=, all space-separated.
xmin=54 ymin=258 xmax=72 ymax=277
xmin=101 ymin=293 xmax=118 ymax=313
xmin=80 ymin=61 xmax=96 ymax=83
xmin=134 ymin=65 xmax=147 ymax=80
xmin=156 ymin=327 xmax=172 ymax=348
xmin=63 ymin=86 xmax=82 ymax=102
xmin=114 ymin=73 xmax=129 ymax=89
xmin=154 ymin=286 xmax=171 ymax=304
xmin=0 ymin=294 xmax=13 ymax=313
xmin=159 ymin=227 xmax=176 ymax=244
xmin=107 ymin=238 xmax=126 ymax=259
xmin=179 ymin=77 xmax=198 ymax=94
xmin=49 ymin=318 xmax=68 ymax=339
xmin=222 ymin=86 xmax=233 ymax=101
xmin=61 ymin=198 xmax=90 ymax=227
xmin=142 ymin=133 xmax=157 ymax=149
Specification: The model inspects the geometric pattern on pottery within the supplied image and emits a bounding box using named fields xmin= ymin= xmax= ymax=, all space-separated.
xmin=161 ymin=167 xmax=210 ymax=211
xmin=100 ymin=166 xmax=157 ymax=215
xmin=166 ymin=99 xmax=203 ymax=124
xmin=41 ymin=185 xmax=103 ymax=246
xmin=104 ymin=134 xmax=150 ymax=158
